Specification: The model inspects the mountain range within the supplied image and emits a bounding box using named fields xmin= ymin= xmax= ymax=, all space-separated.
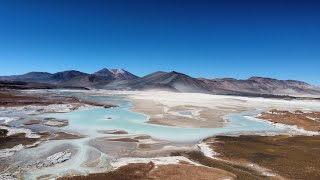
xmin=1 ymin=68 xmax=320 ymax=97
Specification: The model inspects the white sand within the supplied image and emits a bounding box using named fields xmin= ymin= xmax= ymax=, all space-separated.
xmin=0 ymin=117 xmax=22 ymax=124
xmin=125 ymin=90 xmax=320 ymax=128
xmin=306 ymin=116 xmax=319 ymax=121
xmin=247 ymin=163 xmax=277 ymax=177
xmin=198 ymin=143 xmax=218 ymax=158
xmin=0 ymin=144 xmax=24 ymax=158
xmin=0 ymin=125 xmax=41 ymax=138
xmin=43 ymin=120 xmax=66 ymax=127
xmin=128 ymin=91 xmax=320 ymax=111
xmin=0 ymin=173 xmax=18 ymax=180
xmin=245 ymin=116 xmax=319 ymax=136
xmin=0 ymin=104 xmax=96 ymax=115
xmin=110 ymin=156 xmax=202 ymax=168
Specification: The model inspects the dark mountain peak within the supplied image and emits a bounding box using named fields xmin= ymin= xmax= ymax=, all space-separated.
xmin=212 ymin=78 xmax=237 ymax=81
xmin=109 ymin=68 xmax=124 ymax=73
xmin=197 ymin=77 xmax=207 ymax=81
xmin=141 ymin=71 xmax=167 ymax=79
xmin=168 ymin=71 xmax=190 ymax=77
xmin=152 ymin=71 xmax=167 ymax=74
xmin=286 ymin=79 xmax=310 ymax=86
xmin=24 ymin=72 xmax=52 ymax=76
xmin=111 ymin=69 xmax=138 ymax=79
xmin=99 ymin=68 xmax=109 ymax=71
xmin=125 ymin=70 xmax=208 ymax=92
xmin=169 ymin=71 xmax=186 ymax=75
xmin=55 ymin=70 xmax=81 ymax=73
xmin=48 ymin=70 xmax=89 ymax=84
xmin=93 ymin=68 xmax=114 ymax=77
xmin=94 ymin=68 xmax=138 ymax=80
xmin=100 ymin=68 xmax=110 ymax=71
xmin=248 ymin=76 xmax=276 ymax=81
xmin=248 ymin=76 xmax=262 ymax=80
xmin=249 ymin=76 xmax=310 ymax=86
xmin=53 ymin=70 xmax=88 ymax=76
xmin=0 ymin=71 xmax=54 ymax=83
xmin=18 ymin=72 xmax=52 ymax=79
xmin=59 ymin=74 xmax=114 ymax=87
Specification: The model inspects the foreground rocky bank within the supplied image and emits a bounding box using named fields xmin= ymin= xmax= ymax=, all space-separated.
xmin=0 ymin=90 xmax=118 ymax=179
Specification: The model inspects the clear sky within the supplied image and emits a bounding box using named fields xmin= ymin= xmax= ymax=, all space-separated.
xmin=0 ymin=0 xmax=319 ymax=85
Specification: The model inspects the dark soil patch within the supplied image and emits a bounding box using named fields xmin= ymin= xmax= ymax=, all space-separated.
xmin=212 ymin=135 xmax=320 ymax=180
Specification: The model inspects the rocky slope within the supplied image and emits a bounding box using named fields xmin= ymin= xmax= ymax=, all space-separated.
xmin=0 ymin=72 xmax=53 ymax=83
xmin=0 ymin=80 xmax=89 ymax=90
xmin=1 ymin=69 xmax=320 ymax=97
xmin=47 ymin=70 xmax=89 ymax=84
xmin=58 ymin=74 xmax=114 ymax=87
xmin=0 ymin=71 xmax=88 ymax=84
xmin=93 ymin=68 xmax=138 ymax=80
xmin=63 ymin=68 xmax=139 ymax=87
xmin=199 ymin=76 xmax=320 ymax=97
xmin=101 ymin=71 xmax=209 ymax=93
xmin=0 ymin=69 xmax=138 ymax=88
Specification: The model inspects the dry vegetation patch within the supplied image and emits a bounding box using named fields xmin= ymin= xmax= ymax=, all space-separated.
xmin=176 ymin=151 xmax=272 ymax=180
xmin=259 ymin=109 xmax=320 ymax=131
xmin=59 ymin=162 xmax=235 ymax=180
xmin=212 ymin=135 xmax=320 ymax=179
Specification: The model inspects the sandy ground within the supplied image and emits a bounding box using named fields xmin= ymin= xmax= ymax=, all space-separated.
xmin=89 ymin=134 xmax=198 ymax=158
xmin=60 ymin=162 xmax=236 ymax=180
xmin=2 ymin=89 xmax=320 ymax=179
xmin=258 ymin=109 xmax=320 ymax=132
xmin=130 ymin=99 xmax=229 ymax=128
xmin=124 ymin=90 xmax=320 ymax=128
xmin=149 ymin=164 xmax=236 ymax=180
xmin=209 ymin=135 xmax=320 ymax=179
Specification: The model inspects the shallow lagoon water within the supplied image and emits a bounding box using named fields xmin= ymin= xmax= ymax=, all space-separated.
xmin=40 ymin=93 xmax=282 ymax=142
xmin=178 ymin=110 xmax=193 ymax=116
xmin=18 ymin=91 xmax=285 ymax=179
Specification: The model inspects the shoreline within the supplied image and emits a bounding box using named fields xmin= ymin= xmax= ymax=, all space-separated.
xmin=1 ymin=89 xmax=320 ymax=179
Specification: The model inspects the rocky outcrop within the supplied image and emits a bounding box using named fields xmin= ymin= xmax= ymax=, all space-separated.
xmin=0 ymin=173 xmax=18 ymax=180
xmin=30 ymin=150 xmax=71 ymax=169
xmin=43 ymin=118 xmax=69 ymax=128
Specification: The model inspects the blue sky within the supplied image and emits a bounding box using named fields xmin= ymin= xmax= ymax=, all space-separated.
xmin=0 ymin=0 xmax=319 ymax=85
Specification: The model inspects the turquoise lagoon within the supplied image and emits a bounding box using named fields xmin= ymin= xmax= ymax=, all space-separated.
xmin=40 ymin=92 xmax=282 ymax=142
xmin=21 ymin=91 xmax=284 ymax=179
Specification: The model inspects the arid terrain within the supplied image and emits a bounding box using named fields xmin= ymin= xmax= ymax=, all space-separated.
xmin=1 ymin=89 xmax=320 ymax=180
xmin=59 ymin=162 xmax=236 ymax=180
xmin=258 ymin=109 xmax=320 ymax=132
xmin=130 ymin=98 xmax=228 ymax=128
xmin=0 ymin=89 xmax=116 ymax=108
xmin=1 ymin=0 xmax=320 ymax=178
xmin=208 ymin=135 xmax=320 ymax=179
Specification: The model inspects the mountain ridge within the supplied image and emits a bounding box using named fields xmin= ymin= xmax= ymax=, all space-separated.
xmin=1 ymin=69 xmax=319 ymax=97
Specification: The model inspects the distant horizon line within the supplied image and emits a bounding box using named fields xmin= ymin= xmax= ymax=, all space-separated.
xmin=1 ymin=68 xmax=318 ymax=86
